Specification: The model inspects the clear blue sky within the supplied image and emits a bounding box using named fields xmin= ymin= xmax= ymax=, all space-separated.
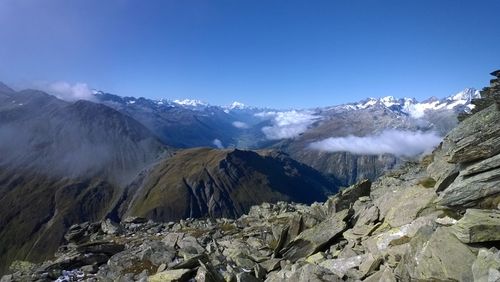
xmin=0 ymin=0 xmax=498 ymax=108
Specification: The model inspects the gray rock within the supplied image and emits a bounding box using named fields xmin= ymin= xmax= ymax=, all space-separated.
xmin=319 ymin=255 xmax=365 ymax=277
xmin=364 ymin=266 xmax=397 ymax=282
xmin=324 ymin=180 xmax=371 ymax=214
xmin=397 ymin=226 xmax=476 ymax=281
xmin=236 ymin=272 xmax=261 ymax=282
xmin=472 ymin=248 xmax=500 ymax=282
xmin=437 ymin=166 xmax=500 ymax=208
xmin=172 ymin=254 xmax=208 ymax=270
xmin=259 ymin=258 xmax=281 ymax=273
xmin=195 ymin=261 xmax=225 ymax=282
xmin=377 ymin=184 xmax=436 ymax=228
xmin=359 ymin=253 xmax=382 ymax=277
xmin=445 ymin=104 xmax=500 ymax=164
xmin=76 ymin=241 xmax=125 ymax=255
xmin=163 ymin=232 xmax=185 ymax=248
xmin=281 ymin=209 xmax=349 ymax=262
xmin=451 ymin=209 xmax=500 ymax=243
xmin=101 ymin=218 xmax=123 ymax=235
xmin=148 ymin=269 xmax=194 ymax=282
xmin=265 ymin=263 xmax=340 ymax=282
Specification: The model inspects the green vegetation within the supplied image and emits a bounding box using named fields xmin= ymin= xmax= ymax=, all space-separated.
xmin=418 ymin=177 xmax=437 ymax=188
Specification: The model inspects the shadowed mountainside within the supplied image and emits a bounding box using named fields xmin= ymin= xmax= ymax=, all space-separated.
xmin=123 ymin=148 xmax=339 ymax=221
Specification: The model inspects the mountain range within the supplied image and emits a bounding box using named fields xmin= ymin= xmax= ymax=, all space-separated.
xmin=0 ymin=80 xmax=482 ymax=273
xmin=3 ymin=70 xmax=499 ymax=281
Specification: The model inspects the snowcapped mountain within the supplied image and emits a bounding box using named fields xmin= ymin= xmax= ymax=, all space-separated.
xmin=336 ymin=88 xmax=480 ymax=118
xmin=173 ymin=98 xmax=208 ymax=108
xmin=90 ymin=87 xmax=480 ymax=151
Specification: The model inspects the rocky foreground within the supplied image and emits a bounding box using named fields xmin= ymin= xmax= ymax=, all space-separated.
xmin=2 ymin=72 xmax=500 ymax=282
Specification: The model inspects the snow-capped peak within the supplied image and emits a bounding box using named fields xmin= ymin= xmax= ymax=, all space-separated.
xmin=228 ymin=101 xmax=246 ymax=109
xmin=380 ymin=96 xmax=398 ymax=107
xmin=173 ymin=99 xmax=208 ymax=107
xmin=336 ymin=88 xmax=479 ymax=119
xmin=448 ymin=88 xmax=480 ymax=101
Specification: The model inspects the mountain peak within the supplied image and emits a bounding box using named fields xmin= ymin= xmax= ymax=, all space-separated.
xmin=228 ymin=101 xmax=246 ymax=109
xmin=173 ymin=99 xmax=208 ymax=107
xmin=0 ymin=81 xmax=15 ymax=94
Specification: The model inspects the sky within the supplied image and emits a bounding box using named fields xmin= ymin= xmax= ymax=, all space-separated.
xmin=0 ymin=0 xmax=499 ymax=108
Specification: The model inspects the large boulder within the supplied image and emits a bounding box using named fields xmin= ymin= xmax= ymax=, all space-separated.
xmin=451 ymin=209 xmax=500 ymax=243
xmin=396 ymin=226 xmax=476 ymax=281
xmin=281 ymin=209 xmax=349 ymax=262
xmin=445 ymin=104 xmax=500 ymax=164
xmin=324 ymin=180 xmax=371 ymax=214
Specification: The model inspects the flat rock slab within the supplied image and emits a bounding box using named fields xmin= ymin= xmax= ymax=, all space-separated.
xmin=149 ymin=269 xmax=194 ymax=282
xmin=281 ymin=209 xmax=349 ymax=262
xmin=399 ymin=227 xmax=476 ymax=281
xmin=451 ymin=209 xmax=500 ymax=243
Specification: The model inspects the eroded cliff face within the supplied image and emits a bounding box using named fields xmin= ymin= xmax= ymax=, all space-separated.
xmin=4 ymin=71 xmax=500 ymax=281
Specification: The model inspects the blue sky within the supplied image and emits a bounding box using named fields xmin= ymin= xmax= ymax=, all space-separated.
xmin=0 ymin=0 xmax=498 ymax=108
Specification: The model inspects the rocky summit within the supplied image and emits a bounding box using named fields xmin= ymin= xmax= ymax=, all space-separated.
xmin=3 ymin=72 xmax=500 ymax=281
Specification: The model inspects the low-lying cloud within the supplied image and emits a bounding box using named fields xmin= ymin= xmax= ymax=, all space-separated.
xmin=256 ymin=110 xmax=320 ymax=140
xmin=213 ymin=139 xmax=224 ymax=149
xmin=40 ymin=81 xmax=95 ymax=101
xmin=309 ymin=129 xmax=442 ymax=157
xmin=232 ymin=121 xmax=249 ymax=129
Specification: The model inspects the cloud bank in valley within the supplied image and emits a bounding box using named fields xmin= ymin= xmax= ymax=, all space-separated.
xmin=309 ymin=129 xmax=442 ymax=157
xmin=213 ymin=139 xmax=224 ymax=149
xmin=232 ymin=121 xmax=249 ymax=129
xmin=256 ymin=110 xmax=320 ymax=140
xmin=40 ymin=81 xmax=95 ymax=101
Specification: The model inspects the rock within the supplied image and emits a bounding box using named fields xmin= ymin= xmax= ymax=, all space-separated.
xmin=149 ymin=269 xmax=194 ymax=282
xmin=157 ymin=263 xmax=167 ymax=273
xmin=377 ymin=185 xmax=436 ymax=227
xmin=324 ymin=180 xmax=371 ymax=213
xmin=281 ymin=209 xmax=349 ymax=262
xmin=359 ymin=253 xmax=382 ymax=277
xmin=450 ymin=209 xmax=500 ymax=243
xmin=64 ymin=222 xmax=90 ymax=243
xmin=363 ymin=215 xmax=435 ymax=256
xmin=177 ymin=235 xmax=205 ymax=254
xmin=435 ymin=216 xmax=457 ymax=226
xmin=265 ymin=263 xmax=341 ymax=282
xmin=195 ymin=261 xmax=225 ymax=282
xmin=445 ymin=104 xmax=500 ymax=164
xmin=305 ymin=252 xmax=325 ymax=264
xmin=236 ymin=272 xmax=261 ymax=282
xmin=472 ymin=248 xmax=500 ymax=282
xmin=437 ymin=166 xmax=500 ymax=208
xmin=163 ymin=232 xmax=185 ymax=248
xmin=259 ymin=258 xmax=281 ymax=273
xmin=76 ymin=241 xmax=125 ymax=255
xmin=172 ymin=254 xmax=208 ymax=270
xmin=319 ymin=255 xmax=365 ymax=278
xmin=364 ymin=266 xmax=397 ymax=282
xmin=123 ymin=216 xmax=148 ymax=224
xmin=397 ymin=226 xmax=476 ymax=281
xmin=101 ymin=218 xmax=123 ymax=235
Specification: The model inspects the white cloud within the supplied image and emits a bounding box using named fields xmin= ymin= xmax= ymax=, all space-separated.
xmin=309 ymin=129 xmax=442 ymax=157
xmin=232 ymin=121 xmax=249 ymax=129
xmin=213 ymin=139 xmax=224 ymax=149
xmin=256 ymin=110 xmax=320 ymax=140
xmin=42 ymin=81 xmax=95 ymax=101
